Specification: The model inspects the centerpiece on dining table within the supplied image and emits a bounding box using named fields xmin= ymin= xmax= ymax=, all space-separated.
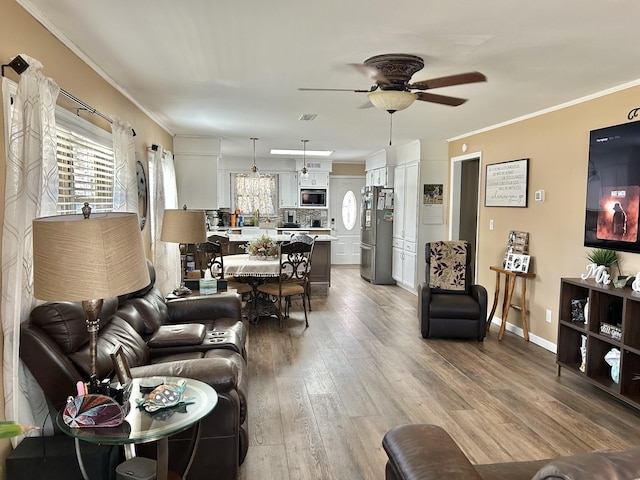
xmin=243 ymin=234 xmax=280 ymax=260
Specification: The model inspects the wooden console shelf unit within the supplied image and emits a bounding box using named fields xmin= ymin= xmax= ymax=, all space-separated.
xmin=557 ymin=277 xmax=640 ymax=411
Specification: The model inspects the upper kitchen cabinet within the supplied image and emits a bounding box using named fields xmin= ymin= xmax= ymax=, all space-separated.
xmin=217 ymin=170 xmax=231 ymax=208
xmin=298 ymin=172 xmax=329 ymax=187
xmin=174 ymin=135 xmax=221 ymax=209
xmin=366 ymin=166 xmax=393 ymax=187
xmin=279 ymin=172 xmax=298 ymax=208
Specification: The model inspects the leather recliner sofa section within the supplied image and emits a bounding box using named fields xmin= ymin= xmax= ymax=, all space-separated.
xmin=20 ymin=262 xmax=248 ymax=480
xmin=383 ymin=424 xmax=640 ymax=480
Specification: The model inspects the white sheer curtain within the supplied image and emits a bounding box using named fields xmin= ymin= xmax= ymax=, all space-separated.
xmin=111 ymin=118 xmax=137 ymax=213
xmin=2 ymin=55 xmax=59 ymax=438
xmin=148 ymin=146 xmax=180 ymax=295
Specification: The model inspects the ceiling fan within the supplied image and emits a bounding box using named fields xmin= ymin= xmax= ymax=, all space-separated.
xmin=300 ymin=53 xmax=487 ymax=113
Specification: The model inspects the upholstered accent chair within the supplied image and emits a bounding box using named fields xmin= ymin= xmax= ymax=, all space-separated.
xmin=418 ymin=241 xmax=487 ymax=340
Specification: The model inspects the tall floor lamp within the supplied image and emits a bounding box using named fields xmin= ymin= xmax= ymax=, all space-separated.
xmin=161 ymin=208 xmax=207 ymax=294
xmin=32 ymin=207 xmax=150 ymax=388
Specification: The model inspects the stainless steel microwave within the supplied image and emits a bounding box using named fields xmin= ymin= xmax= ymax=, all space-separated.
xmin=299 ymin=188 xmax=327 ymax=208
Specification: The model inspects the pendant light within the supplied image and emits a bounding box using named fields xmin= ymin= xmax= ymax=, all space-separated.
xmin=250 ymin=137 xmax=260 ymax=178
xmin=299 ymin=139 xmax=310 ymax=179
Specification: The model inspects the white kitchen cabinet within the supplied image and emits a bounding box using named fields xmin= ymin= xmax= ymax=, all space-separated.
xmin=298 ymin=172 xmax=329 ymax=187
xmin=365 ymin=170 xmax=374 ymax=187
xmin=279 ymin=172 xmax=298 ymax=208
xmin=392 ymin=161 xmax=419 ymax=290
xmin=366 ymin=167 xmax=394 ymax=187
xmin=404 ymin=162 xmax=419 ymax=243
xmin=217 ymin=170 xmax=231 ymax=208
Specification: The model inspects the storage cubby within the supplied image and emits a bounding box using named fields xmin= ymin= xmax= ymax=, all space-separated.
xmin=624 ymin=298 xmax=640 ymax=350
xmin=557 ymin=278 xmax=640 ymax=411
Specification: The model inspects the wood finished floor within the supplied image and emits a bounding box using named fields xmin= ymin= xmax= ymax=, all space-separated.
xmin=239 ymin=266 xmax=640 ymax=479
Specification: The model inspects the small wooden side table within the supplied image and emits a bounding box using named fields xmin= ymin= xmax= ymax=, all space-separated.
xmin=487 ymin=266 xmax=536 ymax=341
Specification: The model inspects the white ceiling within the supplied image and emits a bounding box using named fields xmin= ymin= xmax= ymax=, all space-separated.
xmin=17 ymin=0 xmax=640 ymax=163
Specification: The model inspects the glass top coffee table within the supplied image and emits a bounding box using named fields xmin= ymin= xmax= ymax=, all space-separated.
xmin=57 ymin=376 xmax=217 ymax=480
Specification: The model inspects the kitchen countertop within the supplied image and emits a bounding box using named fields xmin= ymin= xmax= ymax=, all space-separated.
xmin=208 ymin=227 xmax=335 ymax=241
xmin=207 ymin=229 xmax=334 ymax=242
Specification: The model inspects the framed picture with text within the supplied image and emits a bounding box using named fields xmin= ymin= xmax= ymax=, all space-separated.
xmin=485 ymin=158 xmax=529 ymax=207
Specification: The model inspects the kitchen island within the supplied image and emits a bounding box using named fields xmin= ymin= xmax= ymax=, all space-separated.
xmin=207 ymin=227 xmax=336 ymax=294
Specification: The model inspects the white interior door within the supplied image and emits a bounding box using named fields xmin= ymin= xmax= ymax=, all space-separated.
xmin=330 ymin=176 xmax=365 ymax=265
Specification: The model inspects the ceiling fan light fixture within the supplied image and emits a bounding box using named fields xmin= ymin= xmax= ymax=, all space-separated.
xmin=368 ymin=90 xmax=417 ymax=113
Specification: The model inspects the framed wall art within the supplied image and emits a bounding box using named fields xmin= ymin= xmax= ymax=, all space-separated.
xmin=485 ymin=158 xmax=529 ymax=207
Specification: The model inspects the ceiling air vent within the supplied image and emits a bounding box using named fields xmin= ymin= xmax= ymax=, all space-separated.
xmin=299 ymin=113 xmax=317 ymax=121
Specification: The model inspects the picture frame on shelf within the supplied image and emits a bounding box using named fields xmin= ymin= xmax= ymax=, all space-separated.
xmin=505 ymin=253 xmax=531 ymax=273
xmin=110 ymin=344 xmax=132 ymax=388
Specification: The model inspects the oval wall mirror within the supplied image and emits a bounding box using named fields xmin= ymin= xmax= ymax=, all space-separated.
xmin=136 ymin=160 xmax=148 ymax=230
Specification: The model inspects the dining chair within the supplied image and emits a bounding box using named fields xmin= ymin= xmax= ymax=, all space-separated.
xmin=256 ymin=240 xmax=312 ymax=329
xmin=288 ymin=234 xmax=317 ymax=313
xmin=196 ymin=241 xmax=254 ymax=313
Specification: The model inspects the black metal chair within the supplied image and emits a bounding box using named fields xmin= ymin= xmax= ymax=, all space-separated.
xmin=196 ymin=241 xmax=254 ymax=312
xmin=288 ymin=234 xmax=317 ymax=312
xmin=418 ymin=241 xmax=487 ymax=341
xmin=256 ymin=240 xmax=312 ymax=329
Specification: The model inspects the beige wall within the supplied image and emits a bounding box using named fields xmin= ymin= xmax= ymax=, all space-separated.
xmin=449 ymin=85 xmax=640 ymax=345
xmin=331 ymin=162 xmax=366 ymax=176
xmin=0 ymin=0 xmax=173 ymax=468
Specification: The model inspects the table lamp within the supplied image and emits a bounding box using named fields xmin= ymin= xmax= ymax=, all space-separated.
xmin=161 ymin=207 xmax=207 ymax=294
xmin=32 ymin=206 xmax=150 ymax=389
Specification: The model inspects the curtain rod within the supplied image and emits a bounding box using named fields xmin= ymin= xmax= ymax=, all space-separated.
xmin=2 ymin=55 xmax=136 ymax=136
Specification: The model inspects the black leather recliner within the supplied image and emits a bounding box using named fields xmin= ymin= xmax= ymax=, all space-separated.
xmin=418 ymin=241 xmax=487 ymax=341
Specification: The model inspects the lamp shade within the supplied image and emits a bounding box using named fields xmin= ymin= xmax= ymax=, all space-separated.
xmin=33 ymin=212 xmax=150 ymax=301
xmin=368 ymin=90 xmax=417 ymax=112
xmin=161 ymin=209 xmax=207 ymax=244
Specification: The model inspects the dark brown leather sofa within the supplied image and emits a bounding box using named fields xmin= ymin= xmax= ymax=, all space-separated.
xmin=383 ymin=424 xmax=640 ymax=480
xmin=20 ymin=262 xmax=248 ymax=480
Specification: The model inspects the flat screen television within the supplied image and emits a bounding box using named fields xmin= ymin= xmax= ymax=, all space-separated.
xmin=584 ymin=120 xmax=640 ymax=253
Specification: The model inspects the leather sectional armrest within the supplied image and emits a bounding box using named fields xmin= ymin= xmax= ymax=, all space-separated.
xmin=383 ymin=424 xmax=483 ymax=480
xmin=130 ymin=357 xmax=238 ymax=394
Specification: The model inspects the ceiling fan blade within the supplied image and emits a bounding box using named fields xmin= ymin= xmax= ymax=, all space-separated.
xmin=299 ymin=87 xmax=371 ymax=93
xmin=409 ymin=71 xmax=487 ymax=90
xmin=357 ymin=100 xmax=374 ymax=109
xmin=416 ymin=92 xmax=467 ymax=106
xmin=348 ymin=63 xmax=391 ymax=85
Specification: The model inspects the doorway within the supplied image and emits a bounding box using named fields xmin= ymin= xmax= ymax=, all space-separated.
xmin=449 ymin=152 xmax=482 ymax=281
xmin=329 ymin=176 xmax=365 ymax=264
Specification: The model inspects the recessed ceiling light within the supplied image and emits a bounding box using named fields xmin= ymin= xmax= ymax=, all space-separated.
xmin=270 ymin=148 xmax=333 ymax=156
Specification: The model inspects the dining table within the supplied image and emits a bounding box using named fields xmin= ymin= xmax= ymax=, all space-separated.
xmin=223 ymin=253 xmax=280 ymax=278
xmin=223 ymin=254 xmax=281 ymax=323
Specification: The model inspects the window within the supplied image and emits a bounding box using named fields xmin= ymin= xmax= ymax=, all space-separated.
xmin=341 ymin=189 xmax=357 ymax=230
xmin=55 ymin=108 xmax=115 ymax=214
xmin=233 ymin=173 xmax=277 ymax=216
xmin=3 ymin=79 xmax=115 ymax=215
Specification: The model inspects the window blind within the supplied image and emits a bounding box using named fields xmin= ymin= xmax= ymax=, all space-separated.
xmin=55 ymin=107 xmax=115 ymax=214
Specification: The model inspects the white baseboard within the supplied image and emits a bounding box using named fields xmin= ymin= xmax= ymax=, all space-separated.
xmin=488 ymin=317 xmax=557 ymax=353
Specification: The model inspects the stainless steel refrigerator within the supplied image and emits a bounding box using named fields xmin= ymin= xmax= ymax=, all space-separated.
xmin=360 ymin=186 xmax=395 ymax=284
